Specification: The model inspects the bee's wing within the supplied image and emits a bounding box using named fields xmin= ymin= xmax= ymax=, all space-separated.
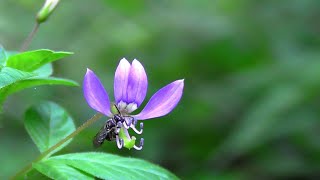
xmin=93 ymin=121 xmax=111 ymax=148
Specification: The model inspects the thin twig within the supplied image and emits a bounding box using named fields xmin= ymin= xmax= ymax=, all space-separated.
xmin=20 ymin=22 xmax=40 ymax=52
xmin=11 ymin=113 xmax=103 ymax=179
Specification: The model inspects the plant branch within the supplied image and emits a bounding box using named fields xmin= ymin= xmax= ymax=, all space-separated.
xmin=11 ymin=113 xmax=103 ymax=179
xmin=20 ymin=22 xmax=40 ymax=52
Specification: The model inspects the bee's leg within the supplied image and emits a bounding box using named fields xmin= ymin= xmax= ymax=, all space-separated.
xmin=123 ymin=121 xmax=130 ymax=129
xmin=130 ymin=118 xmax=143 ymax=134
xmin=122 ymin=116 xmax=134 ymax=128
xmin=133 ymin=138 xmax=144 ymax=150
xmin=116 ymin=135 xmax=124 ymax=149
xmin=116 ymin=122 xmax=122 ymax=133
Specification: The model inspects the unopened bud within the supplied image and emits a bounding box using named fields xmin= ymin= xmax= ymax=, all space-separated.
xmin=36 ymin=0 xmax=60 ymax=23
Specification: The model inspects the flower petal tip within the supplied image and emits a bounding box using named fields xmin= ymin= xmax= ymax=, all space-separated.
xmin=114 ymin=58 xmax=132 ymax=104
xmin=127 ymin=58 xmax=148 ymax=107
xmin=119 ymin=58 xmax=129 ymax=63
xmin=132 ymin=59 xmax=144 ymax=67
xmin=172 ymin=79 xmax=185 ymax=90
xmin=177 ymin=79 xmax=185 ymax=84
xmin=86 ymin=68 xmax=92 ymax=73
xmin=132 ymin=58 xmax=140 ymax=63
xmin=134 ymin=79 xmax=184 ymax=120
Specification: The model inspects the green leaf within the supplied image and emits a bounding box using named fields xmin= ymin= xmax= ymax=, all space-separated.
xmin=0 ymin=77 xmax=78 ymax=104
xmin=5 ymin=50 xmax=19 ymax=57
xmin=15 ymin=77 xmax=78 ymax=91
xmin=34 ymin=161 xmax=94 ymax=180
xmin=3 ymin=77 xmax=78 ymax=97
xmin=6 ymin=49 xmax=72 ymax=72
xmin=0 ymin=67 xmax=35 ymax=89
xmin=0 ymin=64 xmax=78 ymax=105
xmin=33 ymin=63 xmax=53 ymax=77
xmin=24 ymin=101 xmax=76 ymax=155
xmin=41 ymin=152 xmax=179 ymax=180
xmin=25 ymin=169 xmax=51 ymax=180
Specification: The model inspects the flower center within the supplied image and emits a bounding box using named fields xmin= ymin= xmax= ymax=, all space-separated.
xmin=117 ymin=101 xmax=137 ymax=114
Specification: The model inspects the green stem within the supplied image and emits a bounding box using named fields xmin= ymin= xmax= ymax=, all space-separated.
xmin=11 ymin=113 xmax=103 ymax=179
xmin=20 ymin=22 xmax=40 ymax=52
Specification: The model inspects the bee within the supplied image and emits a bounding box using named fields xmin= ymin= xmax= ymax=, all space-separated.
xmin=93 ymin=105 xmax=125 ymax=148
xmin=93 ymin=104 xmax=143 ymax=150
xmin=93 ymin=104 xmax=144 ymax=149
xmin=93 ymin=118 xmax=120 ymax=147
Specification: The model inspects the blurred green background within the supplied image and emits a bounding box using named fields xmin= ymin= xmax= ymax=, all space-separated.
xmin=1 ymin=0 xmax=320 ymax=179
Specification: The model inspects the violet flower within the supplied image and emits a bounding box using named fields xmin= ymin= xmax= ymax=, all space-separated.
xmin=83 ymin=58 xmax=184 ymax=150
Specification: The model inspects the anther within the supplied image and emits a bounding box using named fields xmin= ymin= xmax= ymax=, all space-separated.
xmin=130 ymin=122 xmax=143 ymax=134
xmin=133 ymin=138 xmax=144 ymax=150
xmin=132 ymin=118 xmax=137 ymax=126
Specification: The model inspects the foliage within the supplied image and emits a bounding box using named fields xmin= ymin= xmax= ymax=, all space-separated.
xmin=0 ymin=48 xmax=78 ymax=105
xmin=1 ymin=0 xmax=320 ymax=179
xmin=0 ymin=1 xmax=179 ymax=179
xmin=24 ymin=101 xmax=76 ymax=155
xmin=24 ymin=102 xmax=176 ymax=179
xmin=35 ymin=152 xmax=178 ymax=180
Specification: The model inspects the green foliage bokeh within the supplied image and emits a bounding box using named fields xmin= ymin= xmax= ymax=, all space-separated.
xmin=1 ymin=0 xmax=320 ymax=179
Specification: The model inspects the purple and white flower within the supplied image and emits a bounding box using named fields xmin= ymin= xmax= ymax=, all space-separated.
xmin=83 ymin=58 xmax=184 ymax=150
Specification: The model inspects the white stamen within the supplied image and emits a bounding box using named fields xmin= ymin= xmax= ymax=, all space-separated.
xmin=124 ymin=116 xmax=133 ymax=126
xmin=118 ymin=101 xmax=127 ymax=112
xmin=130 ymin=122 xmax=143 ymax=134
xmin=123 ymin=122 xmax=129 ymax=129
xmin=133 ymin=138 xmax=144 ymax=150
xmin=117 ymin=101 xmax=138 ymax=114
xmin=116 ymin=135 xmax=123 ymax=149
xmin=126 ymin=103 xmax=137 ymax=113
xmin=116 ymin=122 xmax=122 ymax=133
xmin=134 ymin=145 xmax=143 ymax=150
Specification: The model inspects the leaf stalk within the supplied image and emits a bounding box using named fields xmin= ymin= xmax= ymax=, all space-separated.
xmin=20 ymin=22 xmax=40 ymax=52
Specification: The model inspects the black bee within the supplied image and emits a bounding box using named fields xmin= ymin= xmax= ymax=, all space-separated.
xmin=93 ymin=104 xmax=144 ymax=149
xmin=93 ymin=105 xmax=125 ymax=148
xmin=92 ymin=118 xmax=119 ymax=147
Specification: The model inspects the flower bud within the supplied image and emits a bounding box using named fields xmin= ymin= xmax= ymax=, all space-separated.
xmin=36 ymin=0 xmax=60 ymax=23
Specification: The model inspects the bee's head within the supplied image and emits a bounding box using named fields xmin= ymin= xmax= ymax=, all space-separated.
xmin=113 ymin=114 xmax=123 ymax=123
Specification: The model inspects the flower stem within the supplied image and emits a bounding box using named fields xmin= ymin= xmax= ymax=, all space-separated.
xmin=11 ymin=113 xmax=103 ymax=180
xmin=20 ymin=22 xmax=40 ymax=52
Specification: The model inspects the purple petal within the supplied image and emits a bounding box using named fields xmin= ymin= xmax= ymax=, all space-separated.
xmin=114 ymin=58 xmax=131 ymax=104
xmin=83 ymin=69 xmax=112 ymax=117
xmin=127 ymin=59 xmax=148 ymax=107
xmin=134 ymin=79 xmax=184 ymax=120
